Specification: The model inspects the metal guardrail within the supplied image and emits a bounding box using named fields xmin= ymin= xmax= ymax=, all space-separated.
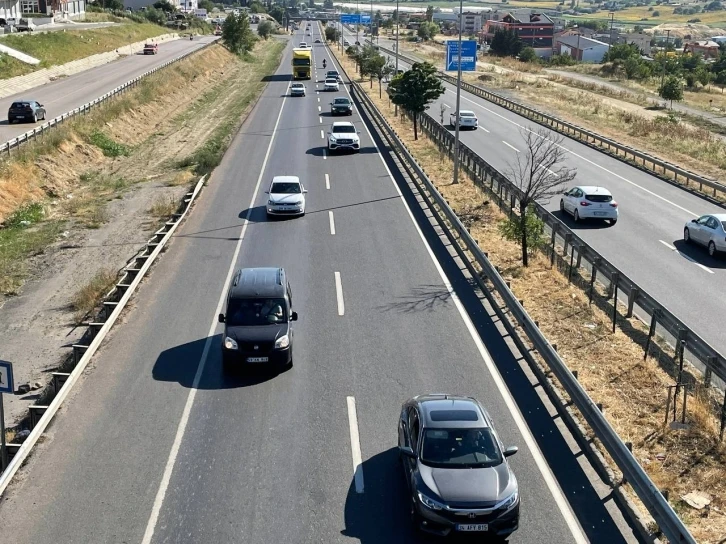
xmin=0 ymin=175 xmax=207 ymax=496
xmin=1 ymin=38 xmax=217 ymax=156
xmin=346 ymin=72 xmax=697 ymax=544
xmin=373 ymin=42 xmax=726 ymax=202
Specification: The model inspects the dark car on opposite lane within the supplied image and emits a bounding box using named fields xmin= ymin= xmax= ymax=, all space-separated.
xmin=398 ymin=394 xmax=520 ymax=538
xmin=8 ymin=100 xmax=46 ymax=124
xmin=330 ymin=97 xmax=353 ymax=116
xmin=218 ymin=267 xmax=298 ymax=372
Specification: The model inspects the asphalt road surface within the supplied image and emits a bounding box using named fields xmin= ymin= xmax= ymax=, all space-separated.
xmin=345 ymin=28 xmax=726 ymax=363
xmin=0 ymin=35 xmax=219 ymax=144
xmin=0 ymin=26 xmax=643 ymax=544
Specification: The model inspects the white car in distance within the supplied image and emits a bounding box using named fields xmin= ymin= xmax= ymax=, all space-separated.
xmin=290 ymin=83 xmax=306 ymax=97
xmin=560 ymin=186 xmax=618 ymax=225
xmin=324 ymin=78 xmax=339 ymax=92
xmin=265 ymin=176 xmax=307 ymax=217
xmin=450 ymin=110 xmax=478 ymax=130
xmin=298 ymin=42 xmax=310 ymax=48
xmin=327 ymin=122 xmax=361 ymax=153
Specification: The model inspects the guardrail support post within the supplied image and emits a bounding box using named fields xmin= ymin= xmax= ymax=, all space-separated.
xmin=627 ymin=288 xmax=639 ymax=318
xmin=644 ymin=309 xmax=661 ymax=361
xmin=720 ymin=393 xmax=726 ymax=442
xmin=611 ymin=273 xmax=619 ymax=333
xmin=52 ymin=372 xmax=71 ymax=393
xmin=72 ymin=344 xmax=88 ymax=367
xmin=588 ymin=258 xmax=600 ymax=304
xmin=704 ymin=361 xmax=713 ymax=389
xmin=549 ymin=223 xmax=558 ymax=267
xmin=28 ymin=406 xmax=48 ymax=430
xmin=568 ymin=245 xmax=576 ymax=283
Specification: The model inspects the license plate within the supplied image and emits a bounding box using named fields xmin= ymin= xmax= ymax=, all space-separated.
xmin=457 ymin=523 xmax=488 ymax=532
xmin=594 ymin=212 xmax=607 ymax=216
xmin=246 ymin=357 xmax=268 ymax=363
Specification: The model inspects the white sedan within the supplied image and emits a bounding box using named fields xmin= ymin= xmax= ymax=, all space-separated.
xmin=560 ymin=186 xmax=618 ymax=225
xmin=265 ymin=176 xmax=307 ymax=217
xmin=324 ymin=78 xmax=339 ymax=92
xmin=684 ymin=213 xmax=726 ymax=257
xmin=450 ymin=110 xmax=478 ymax=130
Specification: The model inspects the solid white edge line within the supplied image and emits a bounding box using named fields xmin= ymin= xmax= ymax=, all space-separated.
xmin=659 ymin=239 xmax=676 ymax=251
xmin=346 ymin=396 xmax=365 ymax=494
xmin=502 ymin=140 xmax=520 ymax=153
xmin=695 ymin=262 xmax=715 ymax=274
xmin=450 ymin=89 xmax=698 ymax=217
xmin=329 ymin=210 xmax=336 ymax=235
xmin=659 ymin=239 xmax=715 ymax=273
xmin=325 ymin=173 xmax=330 ymax=189
xmin=326 ymin=45 xmax=588 ymax=544
xmin=334 ymin=271 xmax=345 ymax=315
xmin=140 ymin=80 xmax=291 ymax=544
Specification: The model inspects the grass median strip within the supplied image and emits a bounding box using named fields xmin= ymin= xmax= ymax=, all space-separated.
xmin=332 ymin=48 xmax=726 ymax=543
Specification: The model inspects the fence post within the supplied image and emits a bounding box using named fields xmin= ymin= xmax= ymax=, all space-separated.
xmin=627 ymin=288 xmax=639 ymax=318
xmin=644 ymin=308 xmax=661 ymax=361
xmin=611 ymin=272 xmax=619 ymax=333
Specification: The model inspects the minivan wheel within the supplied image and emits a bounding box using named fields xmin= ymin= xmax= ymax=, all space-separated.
xmin=708 ymin=241 xmax=717 ymax=257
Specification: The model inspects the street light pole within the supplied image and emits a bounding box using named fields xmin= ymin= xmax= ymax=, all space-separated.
xmin=608 ymin=11 xmax=614 ymax=51
xmin=452 ymin=0 xmax=463 ymax=185
xmin=394 ymin=0 xmax=399 ymax=115
xmin=356 ymin=0 xmax=360 ymax=45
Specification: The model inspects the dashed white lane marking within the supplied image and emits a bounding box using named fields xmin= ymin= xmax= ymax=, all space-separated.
xmin=502 ymin=140 xmax=520 ymax=153
xmin=325 ymin=173 xmax=330 ymax=189
xmin=346 ymin=396 xmax=364 ymax=494
xmin=659 ymin=239 xmax=714 ymax=273
xmin=335 ymin=271 xmax=345 ymax=315
xmin=329 ymin=211 xmax=336 ymax=235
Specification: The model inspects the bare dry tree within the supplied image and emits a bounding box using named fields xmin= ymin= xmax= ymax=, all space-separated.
xmin=505 ymin=126 xmax=577 ymax=266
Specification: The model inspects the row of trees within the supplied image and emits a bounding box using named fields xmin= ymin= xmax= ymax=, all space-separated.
xmin=346 ymin=45 xmax=396 ymax=98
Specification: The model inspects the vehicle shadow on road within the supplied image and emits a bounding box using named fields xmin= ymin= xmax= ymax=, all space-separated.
xmin=238 ymin=205 xmax=267 ymax=223
xmin=262 ymin=74 xmax=291 ymax=82
xmin=671 ymin=239 xmax=726 ymax=269
xmin=551 ymin=210 xmax=615 ymax=230
xmin=152 ymin=333 xmax=278 ymax=389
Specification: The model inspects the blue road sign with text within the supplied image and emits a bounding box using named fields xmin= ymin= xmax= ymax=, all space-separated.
xmin=340 ymin=14 xmax=370 ymax=24
xmin=446 ymin=40 xmax=477 ymax=72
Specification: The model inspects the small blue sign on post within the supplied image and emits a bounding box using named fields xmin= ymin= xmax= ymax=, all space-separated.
xmin=446 ymin=40 xmax=477 ymax=72
xmin=0 ymin=361 xmax=13 ymax=395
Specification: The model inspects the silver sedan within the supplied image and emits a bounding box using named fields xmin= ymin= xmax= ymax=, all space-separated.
xmin=684 ymin=213 xmax=726 ymax=257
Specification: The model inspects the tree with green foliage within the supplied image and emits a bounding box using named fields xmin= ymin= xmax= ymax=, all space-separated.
xmin=696 ymin=66 xmax=711 ymax=87
xmin=714 ymin=70 xmax=726 ymax=93
xmin=324 ymin=26 xmax=340 ymax=42
xmin=198 ymin=0 xmax=215 ymax=11
xmin=490 ymin=27 xmax=522 ymax=57
xmin=519 ymin=47 xmax=537 ymax=63
xmin=153 ymin=0 xmax=175 ymax=11
xmin=143 ymin=6 xmax=167 ymax=25
xmin=222 ymin=11 xmax=256 ymax=54
xmin=95 ymin=0 xmax=124 ymax=10
xmin=387 ymin=62 xmax=445 ymax=140
xmin=258 ymin=20 xmax=274 ymax=39
xmin=602 ymin=42 xmax=639 ymax=62
xmin=323 ymin=0 xmax=333 ymax=8
xmin=249 ymin=1 xmax=265 ymax=12
xmin=659 ymin=76 xmax=683 ymax=108
xmin=269 ymin=5 xmax=284 ymax=23
xmin=425 ymin=5 xmax=434 ymax=21
xmin=502 ymin=127 xmax=576 ymax=266
xmin=417 ymin=21 xmax=439 ymax=41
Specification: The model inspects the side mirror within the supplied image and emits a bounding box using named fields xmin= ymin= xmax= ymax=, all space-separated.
xmin=291 ymin=311 xmax=298 ymax=321
xmin=399 ymin=445 xmax=416 ymax=459
xmin=327 ymin=131 xmax=331 ymax=134
xmin=691 ymin=218 xmax=698 ymax=223
xmin=357 ymin=131 xmax=361 ymax=134
xmin=218 ymin=313 xmax=225 ymax=323
xmin=303 ymin=189 xmax=308 ymax=193
xmin=264 ymin=190 xmax=269 ymax=194
xmin=503 ymin=446 xmax=518 ymax=458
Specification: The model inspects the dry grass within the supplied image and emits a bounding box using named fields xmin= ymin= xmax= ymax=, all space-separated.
xmin=166 ymin=170 xmax=195 ymax=187
xmin=70 ymin=268 xmax=117 ymax=320
xmin=333 ymin=47 xmax=726 ymax=542
xmin=147 ymin=195 xmax=178 ymax=218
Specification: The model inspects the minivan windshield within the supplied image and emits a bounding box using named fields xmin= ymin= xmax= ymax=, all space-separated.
xmin=271 ymin=182 xmax=301 ymax=194
xmin=226 ymin=297 xmax=288 ymax=326
xmin=421 ymin=428 xmax=502 ymax=468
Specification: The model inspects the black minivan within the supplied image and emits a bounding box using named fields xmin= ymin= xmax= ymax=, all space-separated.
xmin=218 ymin=267 xmax=297 ymax=372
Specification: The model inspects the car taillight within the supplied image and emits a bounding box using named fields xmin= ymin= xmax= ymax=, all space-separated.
xmin=610 ymin=201 xmax=618 ymax=208
xmin=580 ymin=201 xmax=591 ymax=206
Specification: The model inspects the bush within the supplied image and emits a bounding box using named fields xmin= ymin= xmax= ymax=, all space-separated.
xmin=652 ymin=10 xmax=660 ymax=15
xmin=89 ymin=131 xmax=130 ymax=157
xmin=519 ymin=46 xmax=537 ymax=63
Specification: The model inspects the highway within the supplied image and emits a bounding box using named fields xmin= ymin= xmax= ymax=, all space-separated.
xmin=0 ymin=25 xmax=642 ymax=543
xmin=341 ymin=27 xmax=726 ymax=361
xmin=0 ymin=35 xmax=219 ymax=143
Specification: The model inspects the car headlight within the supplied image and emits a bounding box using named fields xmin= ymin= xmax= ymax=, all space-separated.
xmin=274 ymin=335 xmax=290 ymax=349
xmin=499 ymin=490 xmax=519 ymax=511
xmin=268 ymin=199 xmax=275 ymax=205
xmin=224 ymin=337 xmax=238 ymax=350
xmin=417 ymin=491 xmax=444 ymax=511
xmin=329 ymin=136 xmax=336 ymax=142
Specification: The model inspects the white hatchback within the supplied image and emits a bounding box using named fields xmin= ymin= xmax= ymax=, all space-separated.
xmin=265 ymin=176 xmax=307 ymax=217
xmin=450 ymin=110 xmax=478 ymax=130
xmin=324 ymin=78 xmax=339 ymax=92
xmin=560 ymin=186 xmax=618 ymax=225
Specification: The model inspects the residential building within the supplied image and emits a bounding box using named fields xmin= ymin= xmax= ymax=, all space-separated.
xmin=460 ymin=11 xmax=483 ymax=34
xmin=683 ymin=40 xmax=721 ymax=59
xmin=1 ymin=0 xmax=85 ymax=20
xmin=618 ymin=32 xmax=651 ymax=56
xmin=178 ymin=0 xmax=196 ymax=12
xmin=556 ymin=34 xmax=609 ymax=62
xmin=483 ymin=10 xmax=555 ymax=56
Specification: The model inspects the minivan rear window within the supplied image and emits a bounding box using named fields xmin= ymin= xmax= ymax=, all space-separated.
xmin=585 ymin=194 xmax=612 ymax=203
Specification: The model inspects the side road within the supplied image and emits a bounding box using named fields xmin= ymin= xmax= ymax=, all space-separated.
xmin=0 ymin=33 xmax=182 ymax=100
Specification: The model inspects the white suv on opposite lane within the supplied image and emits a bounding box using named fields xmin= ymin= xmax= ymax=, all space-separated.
xmin=327 ymin=122 xmax=361 ymax=154
xmin=265 ymin=176 xmax=307 ymax=217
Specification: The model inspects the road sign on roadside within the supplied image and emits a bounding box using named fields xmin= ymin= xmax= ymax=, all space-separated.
xmin=446 ymin=40 xmax=477 ymax=72
xmin=0 ymin=361 xmax=13 ymax=395
xmin=340 ymin=14 xmax=370 ymax=24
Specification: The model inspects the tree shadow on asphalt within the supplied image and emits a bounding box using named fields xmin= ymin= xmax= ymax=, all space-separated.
xmin=152 ymin=333 xmax=283 ymax=389
xmin=357 ymin=95 xmax=645 ymax=544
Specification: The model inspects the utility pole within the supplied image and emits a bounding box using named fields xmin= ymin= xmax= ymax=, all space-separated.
xmin=660 ymin=29 xmax=671 ymax=92
xmin=370 ymin=0 xmax=373 ymax=42
xmin=608 ymin=11 xmax=614 ymax=52
xmin=452 ymin=0 xmax=463 ymax=185
xmin=356 ymin=0 xmax=359 ymax=45
xmin=394 ymin=0 xmax=399 ymax=115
